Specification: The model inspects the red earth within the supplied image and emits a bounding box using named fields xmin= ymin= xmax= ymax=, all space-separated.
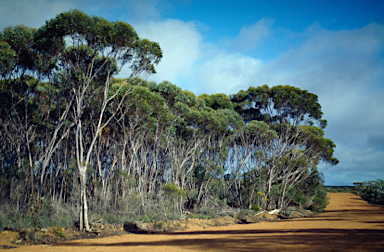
xmin=1 ymin=192 xmax=384 ymax=251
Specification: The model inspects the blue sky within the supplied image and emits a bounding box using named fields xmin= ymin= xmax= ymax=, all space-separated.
xmin=1 ymin=0 xmax=384 ymax=185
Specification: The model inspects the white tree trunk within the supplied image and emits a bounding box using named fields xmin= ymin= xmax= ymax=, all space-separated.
xmin=79 ymin=168 xmax=90 ymax=231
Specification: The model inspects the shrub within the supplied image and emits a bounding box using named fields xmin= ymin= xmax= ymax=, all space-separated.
xmin=236 ymin=209 xmax=250 ymax=222
xmin=155 ymin=221 xmax=163 ymax=229
xmin=29 ymin=197 xmax=50 ymax=231
xmin=163 ymin=183 xmax=186 ymax=199
xmin=292 ymin=190 xmax=307 ymax=207
xmin=310 ymin=185 xmax=329 ymax=212
xmin=52 ymin=225 xmax=66 ymax=238
xmin=357 ymin=179 xmax=384 ymax=205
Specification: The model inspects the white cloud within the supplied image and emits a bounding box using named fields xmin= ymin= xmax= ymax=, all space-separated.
xmin=0 ymin=0 xmax=164 ymax=30
xmin=257 ymin=24 xmax=384 ymax=140
xmin=195 ymin=51 xmax=262 ymax=94
xmin=232 ymin=18 xmax=275 ymax=50
xmin=0 ymin=0 xmax=73 ymax=29
xmin=0 ymin=0 xmax=115 ymax=30
xmin=130 ymin=19 xmax=203 ymax=88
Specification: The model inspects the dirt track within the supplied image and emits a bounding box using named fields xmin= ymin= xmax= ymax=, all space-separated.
xmin=2 ymin=193 xmax=384 ymax=251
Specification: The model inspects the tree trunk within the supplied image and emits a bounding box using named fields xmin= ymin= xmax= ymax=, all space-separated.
xmin=79 ymin=169 xmax=90 ymax=231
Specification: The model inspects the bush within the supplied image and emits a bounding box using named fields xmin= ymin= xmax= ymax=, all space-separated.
xmin=52 ymin=225 xmax=66 ymax=238
xmin=155 ymin=221 xmax=163 ymax=229
xmin=357 ymin=179 xmax=384 ymax=205
xmin=310 ymin=185 xmax=328 ymax=212
xmin=163 ymin=183 xmax=186 ymax=199
xmin=292 ymin=190 xmax=307 ymax=207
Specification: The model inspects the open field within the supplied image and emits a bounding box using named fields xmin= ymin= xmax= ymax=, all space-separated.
xmin=1 ymin=193 xmax=384 ymax=251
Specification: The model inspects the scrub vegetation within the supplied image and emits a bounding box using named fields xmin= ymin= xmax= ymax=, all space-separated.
xmin=353 ymin=179 xmax=384 ymax=205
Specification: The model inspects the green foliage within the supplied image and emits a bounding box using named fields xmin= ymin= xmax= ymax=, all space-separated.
xmin=0 ymin=40 xmax=16 ymax=75
xmin=34 ymin=9 xmax=162 ymax=67
xmin=0 ymin=25 xmax=38 ymax=75
xmin=299 ymin=125 xmax=339 ymax=165
xmin=251 ymin=205 xmax=260 ymax=212
xmin=311 ymin=185 xmax=329 ymax=212
xmin=292 ymin=190 xmax=307 ymax=207
xmin=199 ymin=93 xmax=234 ymax=110
xmin=245 ymin=120 xmax=277 ymax=140
xmin=261 ymin=184 xmax=281 ymax=210
xmin=231 ymin=85 xmax=324 ymax=127
xmin=29 ymin=197 xmax=50 ymax=231
xmin=163 ymin=183 xmax=186 ymax=199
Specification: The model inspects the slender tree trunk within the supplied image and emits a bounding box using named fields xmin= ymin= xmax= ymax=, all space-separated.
xmin=267 ymin=167 xmax=274 ymax=210
xmin=79 ymin=168 xmax=90 ymax=231
xmin=28 ymin=148 xmax=34 ymax=202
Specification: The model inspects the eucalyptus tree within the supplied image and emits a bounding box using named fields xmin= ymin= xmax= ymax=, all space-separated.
xmin=198 ymin=93 xmax=275 ymax=208
xmin=199 ymin=93 xmax=234 ymax=111
xmin=231 ymin=85 xmax=337 ymax=210
xmin=33 ymin=10 xmax=162 ymax=231
xmin=110 ymin=80 xmax=172 ymax=210
xmin=231 ymin=85 xmax=326 ymax=127
xmin=274 ymin=124 xmax=338 ymax=208
xmin=147 ymin=82 xmax=231 ymax=209
xmin=149 ymin=81 xmax=201 ymax=187
xmin=0 ymin=25 xmax=55 ymax=203
xmin=224 ymin=119 xmax=277 ymax=207
xmin=183 ymin=108 xmax=228 ymax=206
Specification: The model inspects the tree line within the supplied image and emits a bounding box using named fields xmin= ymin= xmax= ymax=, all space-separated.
xmin=0 ymin=10 xmax=338 ymax=231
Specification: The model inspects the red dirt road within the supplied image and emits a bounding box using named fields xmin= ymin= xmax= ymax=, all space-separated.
xmin=3 ymin=193 xmax=384 ymax=251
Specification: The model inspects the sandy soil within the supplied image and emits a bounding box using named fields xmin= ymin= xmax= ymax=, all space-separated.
xmin=1 ymin=193 xmax=384 ymax=251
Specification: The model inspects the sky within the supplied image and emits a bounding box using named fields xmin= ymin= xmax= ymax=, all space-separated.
xmin=1 ymin=0 xmax=384 ymax=185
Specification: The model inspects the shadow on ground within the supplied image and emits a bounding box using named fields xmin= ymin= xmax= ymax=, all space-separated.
xmin=54 ymin=228 xmax=384 ymax=252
